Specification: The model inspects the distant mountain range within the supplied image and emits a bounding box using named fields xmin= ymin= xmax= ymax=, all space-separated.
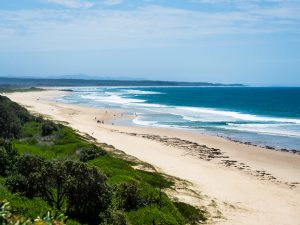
xmin=0 ymin=76 xmax=245 ymax=87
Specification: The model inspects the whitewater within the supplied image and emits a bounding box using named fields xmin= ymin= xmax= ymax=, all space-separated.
xmin=58 ymin=87 xmax=300 ymax=151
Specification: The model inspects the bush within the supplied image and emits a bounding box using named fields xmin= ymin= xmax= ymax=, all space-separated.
xmin=78 ymin=145 xmax=106 ymax=162
xmin=116 ymin=183 xmax=166 ymax=213
xmin=6 ymin=154 xmax=46 ymax=198
xmin=0 ymin=141 xmax=18 ymax=176
xmin=117 ymin=182 xmax=141 ymax=211
xmin=0 ymin=178 xmax=50 ymax=220
xmin=0 ymin=201 xmax=66 ymax=225
xmin=41 ymin=121 xmax=58 ymax=136
xmin=173 ymin=202 xmax=207 ymax=224
xmin=35 ymin=116 xmax=44 ymax=123
xmin=0 ymin=147 xmax=9 ymax=176
xmin=100 ymin=208 xmax=127 ymax=225
xmin=1 ymin=141 xmax=18 ymax=160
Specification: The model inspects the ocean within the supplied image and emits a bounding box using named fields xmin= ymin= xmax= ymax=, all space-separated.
xmin=58 ymin=87 xmax=300 ymax=151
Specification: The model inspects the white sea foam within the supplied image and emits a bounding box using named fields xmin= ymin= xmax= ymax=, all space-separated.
xmin=76 ymin=87 xmax=164 ymax=106
xmin=60 ymin=88 xmax=300 ymax=150
xmin=177 ymin=107 xmax=300 ymax=124
xmin=74 ymin=91 xmax=300 ymax=126
xmin=81 ymin=94 xmax=145 ymax=104
xmin=67 ymin=88 xmax=300 ymax=134
xmin=182 ymin=116 xmax=203 ymax=122
xmin=130 ymin=104 xmax=300 ymax=138
xmin=132 ymin=102 xmax=167 ymax=108
xmin=132 ymin=118 xmax=179 ymax=129
xmin=223 ymin=123 xmax=300 ymax=138
xmin=147 ymin=107 xmax=235 ymax=122
xmin=132 ymin=117 xmax=157 ymax=126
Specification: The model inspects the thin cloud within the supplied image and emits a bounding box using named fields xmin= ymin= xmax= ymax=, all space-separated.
xmin=0 ymin=2 xmax=299 ymax=51
xmin=103 ymin=0 xmax=124 ymax=6
xmin=46 ymin=0 xmax=95 ymax=8
xmin=190 ymin=0 xmax=300 ymax=11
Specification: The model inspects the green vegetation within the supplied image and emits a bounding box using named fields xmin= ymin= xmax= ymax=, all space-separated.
xmin=0 ymin=95 xmax=207 ymax=224
xmin=0 ymin=200 xmax=67 ymax=225
xmin=173 ymin=202 xmax=207 ymax=225
xmin=0 ymin=95 xmax=33 ymax=139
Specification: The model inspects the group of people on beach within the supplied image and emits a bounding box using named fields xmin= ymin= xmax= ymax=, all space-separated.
xmin=94 ymin=110 xmax=127 ymax=126
xmin=95 ymin=117 xmax=104 ymax=124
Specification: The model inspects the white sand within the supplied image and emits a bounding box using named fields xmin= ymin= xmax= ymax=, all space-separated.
xmin=5 ymin=90 xmax=300 ymax=225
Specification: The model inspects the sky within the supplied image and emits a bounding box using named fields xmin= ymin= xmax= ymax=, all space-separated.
xmin=0 ymin=0 xmax=300 ymax=86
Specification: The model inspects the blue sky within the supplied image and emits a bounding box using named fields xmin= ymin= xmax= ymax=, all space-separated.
xmin=0 ymin=0 xmax=300 ymax=85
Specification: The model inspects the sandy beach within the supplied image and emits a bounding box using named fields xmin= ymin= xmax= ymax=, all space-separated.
xmin=4 ymin=90 xmax=300 ymax=225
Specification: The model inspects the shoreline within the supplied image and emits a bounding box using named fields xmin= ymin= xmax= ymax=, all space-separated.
xmin=122 ymin=117 xmax=300 ymax=155
xmin=4 ymin=90 xmax=300 ymax=225
xmin=225 ymin=136 xmax=300 ymax=155
xmin=51 ymin=86 xmax=300 ymax=153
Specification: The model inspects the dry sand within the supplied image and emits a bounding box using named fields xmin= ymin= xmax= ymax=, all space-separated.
xmin=4 ymin=90 xmax=300 ymax=225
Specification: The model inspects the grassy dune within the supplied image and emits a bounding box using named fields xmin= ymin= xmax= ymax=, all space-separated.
xmin=0 ymin=95 xmax=207 ymax=225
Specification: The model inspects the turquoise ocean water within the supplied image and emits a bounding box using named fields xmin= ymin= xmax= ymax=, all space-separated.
xmin=58 ymin=87 xmax=300 ymax=151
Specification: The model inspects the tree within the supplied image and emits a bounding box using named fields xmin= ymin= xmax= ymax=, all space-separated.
xmin=0 ymin=95 xmax=32 ymax=139
xmin=6 ymin=154 xmax=46 ymax=198
xmin=64 ymin=160 xmax=111 ymax=224
xmin=0 ymin=103 xmax=22 ymax=139
xmin=6 ymin=155 xmax=111 ymax=225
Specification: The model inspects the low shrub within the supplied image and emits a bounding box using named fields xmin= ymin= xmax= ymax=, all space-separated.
xmin=100 ymin=208 xmax=127 ymax=225
xmin=126 ymin=205 xmax=184 ymax=225
xmin=78 ymin=145 xmax=106 ymax=162
xmin=0 ymin=201 xmax=66 ymax=225
xmin=174 ymin=201 xmax=207 ymax=224
xmin=42 ymin=121 xmax=59 ymax=136
xmin=117 ymin=182 xmax=141 ymax=211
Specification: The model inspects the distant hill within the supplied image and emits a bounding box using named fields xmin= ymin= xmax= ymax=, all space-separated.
xmin=0 ymin=77 xmax=245 ymax=87
xmin=43 ymin=74 xmax=146 ymax=81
